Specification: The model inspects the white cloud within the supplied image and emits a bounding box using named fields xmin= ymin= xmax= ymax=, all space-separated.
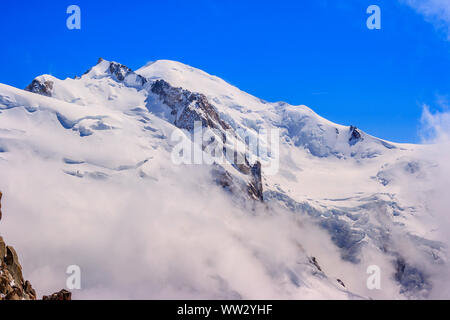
xmin=1 ymin=156 xmax=358 ymax=299
xmin=402 ymin=0 xmax=450 ymax=39
xmin=420 ymin=105 xmax=450 ymax=143
xmin=418 ymin=105 xmax=450 ymax=298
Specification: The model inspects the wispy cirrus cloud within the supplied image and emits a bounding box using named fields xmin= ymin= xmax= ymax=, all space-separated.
xmin=401 ymin=0 xmax=450 ymax=39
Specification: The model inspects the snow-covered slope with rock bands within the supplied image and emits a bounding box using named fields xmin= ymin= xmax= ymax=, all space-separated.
xmin=0 ymin=58 xmax=447 ymax=299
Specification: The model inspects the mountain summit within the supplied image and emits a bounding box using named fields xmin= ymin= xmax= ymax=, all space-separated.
xmin=0 ymin=58 xmax=445 ymax=299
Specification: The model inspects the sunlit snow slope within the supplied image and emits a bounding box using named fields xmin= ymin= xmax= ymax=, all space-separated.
xmin=0 ymin=58 xmax=447 ymax=299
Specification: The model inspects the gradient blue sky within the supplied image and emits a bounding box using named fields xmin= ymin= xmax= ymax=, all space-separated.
xmin=0 ymin=0 xmax=449 ymax=143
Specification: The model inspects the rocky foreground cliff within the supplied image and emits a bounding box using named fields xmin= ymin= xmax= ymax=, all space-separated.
xmin=0 ymin=192 xmax=37 ymax=300
xmin=0 ymin=192 xmax=70 ymax=300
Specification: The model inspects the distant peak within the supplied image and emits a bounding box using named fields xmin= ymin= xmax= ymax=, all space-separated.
xmin=80 ymin=58 xmax=148 ymax=89
xmin=108 ymin=61 xmax=133 ymax=81
xmin=83 ymin=58 xmax=125 ymax=78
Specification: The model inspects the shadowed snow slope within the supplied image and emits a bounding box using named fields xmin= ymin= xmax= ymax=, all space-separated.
xmin=0 ymin=58 xmax=447 ymax=299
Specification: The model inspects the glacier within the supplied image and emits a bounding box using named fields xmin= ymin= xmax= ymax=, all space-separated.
xmin=0 ymin=58 xmax=448 ymax=299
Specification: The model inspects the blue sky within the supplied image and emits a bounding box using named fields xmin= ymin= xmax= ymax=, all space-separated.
xmin=0 ymin=0 xmax=449 ymax=143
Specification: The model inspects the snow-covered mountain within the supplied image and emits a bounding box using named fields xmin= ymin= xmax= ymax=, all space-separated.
xmin=0 ymin=58 xmax=447 ymax=299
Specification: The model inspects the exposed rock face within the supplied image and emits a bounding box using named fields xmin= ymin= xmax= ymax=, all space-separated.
xmin=0 ymin=235 xmax=5 ymax=260
xmin=107 ymin=61 xmax=147 ymax=87
xmin=337 ymin=279 xmax=346 ymax=288
xmin=43 ymin=289 xmax=72 ymax=300
xmin=150 ymin=79 xmax=230 ymax=132
xmin=25 ymin=78 xmax=54 ymax=97
xmin=98 ymin=59 xmax=147 ymax=87
xmin=349 ymin=126 xmax=363 ymax=146
xmin=0 ymin=239 xmax=37 ymax=300
xmin=0 ymin=191 xmax=70 ymax=300
xmin=210 ymin=161 xmax=263 ymax=202
xmin=108 ymin=61 xmax=133 ymax=81
xmin=248 ymin=161 xmax=263 ymax=201
xmin=149 ymin=79 xmax=265 ymax=201
xmin=0 ymin=191 xmax=37 ymax=300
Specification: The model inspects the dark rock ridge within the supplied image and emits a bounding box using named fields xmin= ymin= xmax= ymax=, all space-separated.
xmin=211 ymin=161 xmax=264 ymax=203
xmin=0 ymin=192 xmax=37 ymax=300
xmin=248 ymin=161 xmax=263 ymax=201
xmin=25 ymin=78 xmax=54 ymax=97
xmin=150 ymin=79 xmax=231 ymax=132
xmin=148 ymin=79 xmax=263 ymax=201
xmin=43 ymin=289 xmax=72 ymax=300
xmin=108 ymin=61 xmax=133 ymax=81
xmin=108 ymin=61 xmax=147 ymax=86
xmin=337 ymin=279 xmax=346 ymax=288
xmin=309 ymin=256 xmax=323 ymax=272
xmin=349 ymin=126 xmax=363 ymax=146
xmin=0 ymin=191 xmax=71 ymax=300
xmin=94 ymin=58 xmax=147 ymax=87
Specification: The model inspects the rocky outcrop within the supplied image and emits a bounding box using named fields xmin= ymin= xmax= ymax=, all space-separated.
xmin=0 ymin=239 xmax=37 ymax=300
xmin=337 ymin=279 xmax=346 ymax=288
xmin=0 ymin=191 xmax=37 ymax=300
xmin=149 ymin=79 xmax=264 ymax=201
xmin=349 ymin=126 xmax=363 ymax=146
xmin=82 ymin=58 xmax=148 ymax=89
xmin=0 ymin=191 xmax=70 ymax=300
xmin=150 ymin=79 xmax=230 ymax=132
xmin=108 ymin=61 xmax=133 ymax=81
xmin=96 ymin=58 xmax=148 ymax=87
xmin=43 ymin=289 xmax=72 ymax=300
xmin=211 ymin=162 xmax=264 ymax=203
xmin=25 ymin=78 xmax=54 ymax=97
xmin=108 ymin=62 xmax=147 ymax=87
xmin=248 ymin=161 xmax=263 ymax=201
xmin=309 ymin=256 xmax=323 ymax=272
